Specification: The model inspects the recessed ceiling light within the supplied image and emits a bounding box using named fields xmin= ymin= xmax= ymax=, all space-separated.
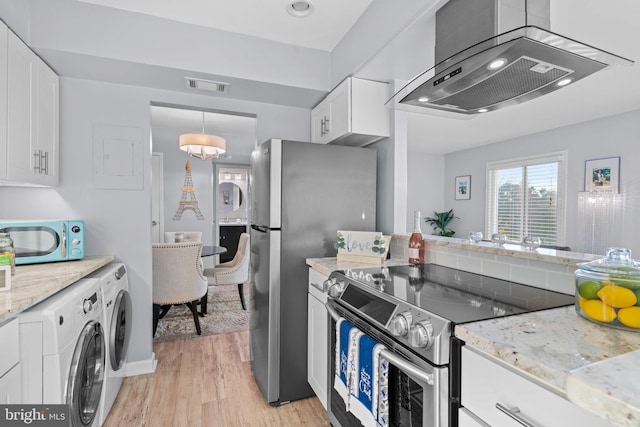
xmin=417 ymin=97 xmax=429 ymax=103
xmin=478 ymin=108 xmax=489 ymax=113
xmin=287 ymin=0 xmax=314 ymax=17
xmin=487 ymin=58 xmax=507 ymax=70
xmin=557 ymin=78 xmax=573 ymax=87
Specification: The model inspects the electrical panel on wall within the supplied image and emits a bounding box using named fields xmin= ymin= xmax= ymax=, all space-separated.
xmin=93 ymin=124 xmax=143 ymax=190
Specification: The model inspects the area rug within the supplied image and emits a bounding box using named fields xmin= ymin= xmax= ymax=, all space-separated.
xmin=153 ymin=284 xmax=249 ymax=342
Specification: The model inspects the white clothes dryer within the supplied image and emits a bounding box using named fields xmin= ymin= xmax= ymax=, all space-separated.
xmin=87 ymin=263 xmax=132 ymax=425
xmin=19 ymin=278 xmax=105 ymax=427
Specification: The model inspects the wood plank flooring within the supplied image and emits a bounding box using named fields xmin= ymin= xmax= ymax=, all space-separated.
xmin=103 ymin=330 xmax=330 ymax=427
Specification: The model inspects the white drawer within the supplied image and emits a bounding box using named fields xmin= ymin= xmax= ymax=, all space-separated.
xmin=461 ymin=346 xmax=612 ymax=427
xmin=0 ymin=318 xmax=19 ymax=375
xmin=459 ymin=407 xmax=490 ymax=427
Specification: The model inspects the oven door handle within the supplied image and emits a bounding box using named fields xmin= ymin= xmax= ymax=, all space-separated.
xmin=325 ymin=302 xmax=434 ymax=386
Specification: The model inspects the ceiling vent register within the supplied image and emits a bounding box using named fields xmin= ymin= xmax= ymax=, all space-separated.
xmin=184 ymin=77 xmax=230 ymax=94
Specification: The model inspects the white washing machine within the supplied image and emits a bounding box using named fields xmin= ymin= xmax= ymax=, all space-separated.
xmin=19 ymin=278 xmax=105 ymax=427
xmin=87 ymin=263 xmax=132 ymax=425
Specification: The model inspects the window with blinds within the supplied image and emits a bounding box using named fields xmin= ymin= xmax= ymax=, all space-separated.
xmin=486 ymin=152 xmax=567 ymax=245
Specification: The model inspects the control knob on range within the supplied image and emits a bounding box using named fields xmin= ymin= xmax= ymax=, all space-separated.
xmin=408 ymin=320 xmax=434 ymax=349
xmin=322 ymin=277 xmax=336 ymax=293
xmin=389 ymin=311 xmax=413 ymax=337
xmin=328 ymin=280 xmax=346 ymax=298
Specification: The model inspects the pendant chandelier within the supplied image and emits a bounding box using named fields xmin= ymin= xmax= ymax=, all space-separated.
xmin=179 ymin=111 xmax=226 ymax=160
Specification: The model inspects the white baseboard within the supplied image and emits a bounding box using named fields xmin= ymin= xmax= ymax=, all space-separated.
xmin=123 ymin=353 xmax=157 ymax=376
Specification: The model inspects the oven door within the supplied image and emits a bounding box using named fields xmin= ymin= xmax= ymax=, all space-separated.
xmin=326 ymin=300 xmax=449 ymax=427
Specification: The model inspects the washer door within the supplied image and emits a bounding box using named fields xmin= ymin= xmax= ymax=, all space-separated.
xmin=67 ymin=321 xmax=105 ymax=427
xmin=110 ymin=289 xmax=132 ymax=371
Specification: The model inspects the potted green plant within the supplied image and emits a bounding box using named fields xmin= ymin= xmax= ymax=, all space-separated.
xmin=424 ymin=209 xmax=458 ymax=237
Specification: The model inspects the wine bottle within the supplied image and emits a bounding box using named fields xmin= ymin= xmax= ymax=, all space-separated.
xmin=408 ymin=210 xmax=425 ymax=264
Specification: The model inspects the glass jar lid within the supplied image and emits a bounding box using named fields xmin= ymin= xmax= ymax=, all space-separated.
xmin=577 ymin=247 xmax=640 ymax=276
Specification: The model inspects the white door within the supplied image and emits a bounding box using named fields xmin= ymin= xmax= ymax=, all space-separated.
xmin=151 ymin=152 xmax=164 ymax=243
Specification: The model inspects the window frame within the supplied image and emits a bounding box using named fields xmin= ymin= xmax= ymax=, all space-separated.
xmin=485 ymin=151 xmax=568 ymax=245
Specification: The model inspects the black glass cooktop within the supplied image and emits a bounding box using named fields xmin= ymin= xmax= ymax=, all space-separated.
xmin=338 ymin=264 xmax=575 ymax=325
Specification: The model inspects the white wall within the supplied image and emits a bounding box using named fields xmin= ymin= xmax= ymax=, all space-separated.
xmin=442 ymin=109 xmax=640 ymax=256
xmin=407 ymin=152 xmax=445 ymax=234
xmin=0 ymin=77 xmax=311 ymax=367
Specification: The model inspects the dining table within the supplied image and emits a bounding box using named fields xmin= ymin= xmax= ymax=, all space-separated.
xmin=200 ymin=245 xmax=228 ymax=257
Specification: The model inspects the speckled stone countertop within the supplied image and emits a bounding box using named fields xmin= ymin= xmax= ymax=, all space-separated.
xmin=0 ymin=255 xmax=115 ymax=323
xmin=306 ymin=256 xmax=408 ymax=276
xmin=456 ymin=307 xmax=640 ymax=426
xmin=393 ymin=233 xmax=601 ymax=266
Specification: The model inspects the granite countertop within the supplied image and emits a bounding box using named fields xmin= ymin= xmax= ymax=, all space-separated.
xmin=393 ymin=233 xmax=601 ymax=267
xmin=455 ymin=307 xmax=640 ymax=426
xmin=0 ymin=255 xmax=115 ymax=323
xmin=306 ymin=256 xmax=408 ymax=276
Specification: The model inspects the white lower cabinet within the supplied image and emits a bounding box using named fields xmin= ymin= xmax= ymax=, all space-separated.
xmin=0 ymin=318 xmax=21 ymax=404
xmin=0 ymin=364 xmax=21 ymax=404
xmin=307 ymin=268 xmax=329 ymax=409
xmin=461 ymin=346 xmax=611 ymax=427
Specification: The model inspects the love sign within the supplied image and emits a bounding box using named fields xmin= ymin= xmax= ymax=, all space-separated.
xmin=335 ymin=231 xmax=389 ymax=264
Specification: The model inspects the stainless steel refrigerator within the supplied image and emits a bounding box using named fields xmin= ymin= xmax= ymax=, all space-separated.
xmin=249 ymin=138 xmax=377 ymax=405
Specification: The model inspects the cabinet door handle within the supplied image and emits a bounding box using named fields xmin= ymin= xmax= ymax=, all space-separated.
xmin=33 ymin=150 xmax=41 ymax=173
xmin=320 ymin=118 xmax=326 ymax=137
xmin=42 ymin=151 xmax=49 ymax=175
xmin=324 ymin=117 xmax=330 ymax=133
xmin=495 ymin=403 xmax=538 ymax=427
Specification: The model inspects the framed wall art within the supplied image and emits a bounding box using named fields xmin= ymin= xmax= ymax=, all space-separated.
xmin=584 ymin=156 xmax=620 ymax=193
xmin=455 ymin=175 xmax=471 ymax=200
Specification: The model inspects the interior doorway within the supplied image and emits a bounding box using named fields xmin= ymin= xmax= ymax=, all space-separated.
xmin=215 ymin=165 xmax=249 ymax=263
xmin=149 ymin=103 xmax=257 ymax=264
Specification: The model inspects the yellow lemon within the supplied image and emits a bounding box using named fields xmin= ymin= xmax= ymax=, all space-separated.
xmin=597 ymin=286 xmax=637 ymax=308
xmin=578 ymin=296 xmax=589 ymax=311
xmin=601 ymin=280 xmax=615 ymax=287
xmin=617 ymin=307 xmax=640 ymax=329
xmin=577 ymin=280 xmax=602 ymax=299
xmin=581 ymin=299 xmax=617 ymax=323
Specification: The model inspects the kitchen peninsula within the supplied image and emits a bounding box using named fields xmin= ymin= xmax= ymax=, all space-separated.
xmin=310 ymin=235 xmax=640 ymax=426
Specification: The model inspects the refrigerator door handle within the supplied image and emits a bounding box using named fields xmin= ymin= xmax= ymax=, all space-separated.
xmin=251 ymin=224 xmax=268 ymax=233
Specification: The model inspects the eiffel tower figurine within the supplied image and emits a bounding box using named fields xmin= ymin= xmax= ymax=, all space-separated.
xmin=173 ymin=161 xmax=204 ymax=220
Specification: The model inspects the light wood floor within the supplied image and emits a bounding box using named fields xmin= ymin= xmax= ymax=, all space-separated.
xmin=103 ymin=330 xmax=330 ymax=427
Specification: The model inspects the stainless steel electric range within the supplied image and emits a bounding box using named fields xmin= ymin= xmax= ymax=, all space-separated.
xmin=325 ymin=263 xmax=574 ymax=427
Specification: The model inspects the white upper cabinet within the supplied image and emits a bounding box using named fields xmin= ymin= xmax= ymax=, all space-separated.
xmin=2 ymin=28 xmax=59 ymax=187
xmin=0 ymin=22 xmax=8 ymax=182
xmin=311 ymin=77 xmax=390 ymax=146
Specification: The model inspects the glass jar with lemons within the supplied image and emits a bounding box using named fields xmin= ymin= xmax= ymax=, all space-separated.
xmin=575 ymin=247 xmax=640 ymax=331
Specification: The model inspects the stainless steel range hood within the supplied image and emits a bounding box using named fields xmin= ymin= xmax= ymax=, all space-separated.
xmin=386 ymin=0 xmax=634 ymax=119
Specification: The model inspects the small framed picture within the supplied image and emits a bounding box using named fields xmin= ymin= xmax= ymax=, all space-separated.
xmin=584 ymin=157 xmax=620 ymax=193
xmin=455 ymin=175 xmax=471 ymax=200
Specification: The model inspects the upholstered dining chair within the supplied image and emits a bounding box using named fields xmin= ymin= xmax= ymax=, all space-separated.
xmin=164 ymin=231 xmax=203 ymax=243
xmin=152 ymin=242 xmax=208 ymax=336
xmin=202 ymin=233 xmax=250 ymax=313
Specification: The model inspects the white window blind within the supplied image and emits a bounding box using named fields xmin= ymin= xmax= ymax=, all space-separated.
xmin=486 ymin=152 xmax=566 ymax=245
